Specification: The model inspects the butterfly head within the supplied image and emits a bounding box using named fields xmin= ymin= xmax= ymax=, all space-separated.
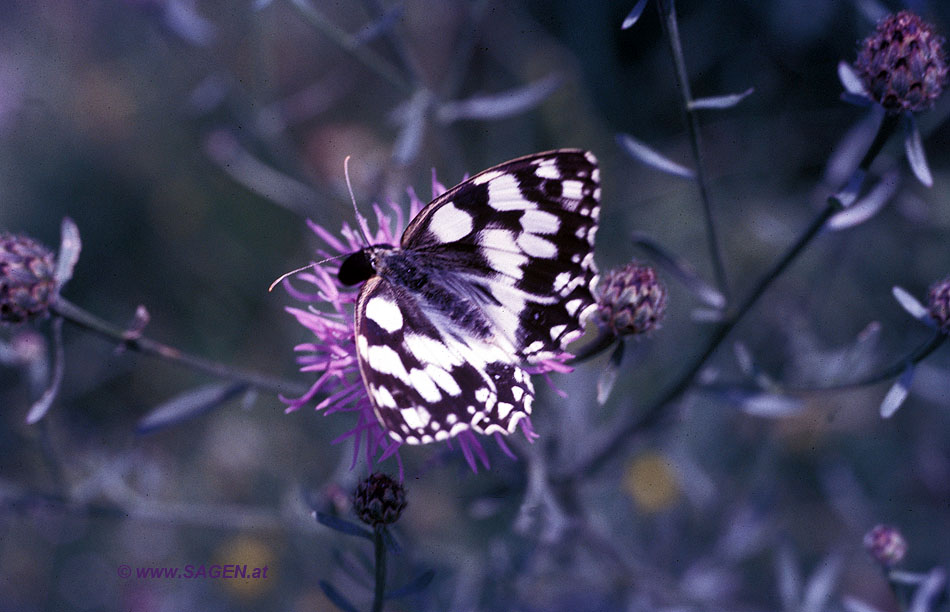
xmin=338 ymin=245 xmax=393 ymax=286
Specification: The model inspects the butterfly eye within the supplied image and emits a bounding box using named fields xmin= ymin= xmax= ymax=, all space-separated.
xmin=338 ymin=250 xmax=376 ymax=286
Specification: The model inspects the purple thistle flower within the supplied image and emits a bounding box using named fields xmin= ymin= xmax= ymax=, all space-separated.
xmin=281 ymin=172 xmax=567 ymax=474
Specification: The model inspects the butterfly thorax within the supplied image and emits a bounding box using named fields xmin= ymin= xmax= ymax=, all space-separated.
xmin=342 ymin=246 xmax=494 ymax=341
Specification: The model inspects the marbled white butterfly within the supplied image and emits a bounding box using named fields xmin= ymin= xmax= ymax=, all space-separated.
xmin=339 ymin=150 xmax=600 ymax=444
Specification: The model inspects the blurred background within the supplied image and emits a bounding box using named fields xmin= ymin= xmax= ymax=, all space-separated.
xmin=1 ymin=1 xmax=949 ymax=610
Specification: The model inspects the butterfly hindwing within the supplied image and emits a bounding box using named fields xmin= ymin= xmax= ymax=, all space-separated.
xmin=351 ymin=150 xmax=599 ymax=444
xmin=354 ymin=276 xmax=534 ymax=444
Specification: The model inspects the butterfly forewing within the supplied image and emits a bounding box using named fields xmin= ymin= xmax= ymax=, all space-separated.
xmin=401 ymin=150 xmax=600 ymax=361
xmin=352 ymin=150 xmax=600 ymax=444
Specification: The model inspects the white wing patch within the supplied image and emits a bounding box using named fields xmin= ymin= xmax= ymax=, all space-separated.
xmin=429 ymin=201 xmax=473 ymax=242
xmin=365 ymin=296 xmax=403 ymax=333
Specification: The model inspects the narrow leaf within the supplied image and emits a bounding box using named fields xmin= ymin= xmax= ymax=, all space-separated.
xmin=909 ymin=568 xmax=946 ymax=612
xmin=741 ymin=393 xmax=803 ymax=418
xmin=437 ymin=74 xmax=562 ymax=123
xmin=617 ymin=133 xmax=695 ymax=179
xmin=318 ymin=580 xmax=361 ymax=612
xmin=831 ymin=168 xmax=867 ymax=209
xmin=824 ymin=107 xmax=882 ymax=186
xmin=776 ymin=545 xmax=802 ymax=612
xmin=802 ymin=554 xmax=842 ymax=612
xmin=688 ymin=87 xmax=755 ymax=110
xmin=136 ymin=382 xmax=246 ymax=435
xmin=891 ymin=286 xmax=931 ymax=323
xmin=54 ymin=218 xmax=82 ymax=288
xmin=621 ymin=0 xmax=649 ymax=29
xmin=733 ymin=342 xmax=754 ymax=376
xmin=838 ymin=61 xmax=868 ymax=96
xmin=880 ymin=364 xmax=914 ymax=418
xmin=890 ymin=570 xmax=929 ymax=586
xmin=596 ymin=341 xmax=624 ymax=405
xmin=315 ymin=512 xmax=374 ymax=540
xmin=386 ymin=569 xmax=435 ymax=599
xmin=691 ymin=307 xmax=726 ymax=322
xmin=828 ymin=171 xmax=899 ymax=230
xmin=164 ymin=0 xmax=217 ymax=47
xmin=25 ymin=318 xmax=64 ymax=425
xmin=903 ymin=113 xmax=933 ymax=187
xmin=631 ymin=232 xmax=725 ymax=308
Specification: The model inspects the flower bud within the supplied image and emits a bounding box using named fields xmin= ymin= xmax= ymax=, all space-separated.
xmin=854 ymin=11 xmax=948 ymax=113
xmin=594 ymin=263 xmax=667 ymax=337
xmin=863 ymin=524 xmax=907 ymax=568
xmin=354 ymin=473 xmax=407 ymax=528
xmin=0 ymin=234 xmax=58 ymax=323
xmin=927 ymin=276 xmax=950 ymax=333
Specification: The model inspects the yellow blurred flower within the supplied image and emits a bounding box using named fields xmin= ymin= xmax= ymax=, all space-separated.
xmin=623 ymin=452 xmax=681 ymax=513
xmin=214 ymin=536 xmax=276 ymax=600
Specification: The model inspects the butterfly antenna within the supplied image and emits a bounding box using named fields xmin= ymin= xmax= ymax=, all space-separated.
xmin=267 ymin=253 xmax=347 ymax=292
xmin=344 ymin=155 xmax=373 ymax=247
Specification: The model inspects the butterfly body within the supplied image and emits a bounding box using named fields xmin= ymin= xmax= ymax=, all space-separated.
xmin=343 ymin=150 xmax=600 ymax=444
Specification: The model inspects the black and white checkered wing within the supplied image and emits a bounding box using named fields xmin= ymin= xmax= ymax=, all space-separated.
xmin=352 ymin=150 xmax=600 ymax=445
xmin=402 ymin=149 xmax=600 ymax=361
xmin=355 ymin=275 xmax=535 ymax=444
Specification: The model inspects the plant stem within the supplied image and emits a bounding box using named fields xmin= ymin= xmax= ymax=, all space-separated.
xmin=567 ymin=197 xmax=843 ymax=479
xmin=51 ymin=298 xmax=308 ymax=397
xmin=561 ymin=105 xmax=904 ymax=480
xmin=372 ymin=526 xmax=387 ymax=612
xmin=788 ymin=332 xmax=944 ymax=392
xmin=657 ymin=0 xmax=730 ymax=302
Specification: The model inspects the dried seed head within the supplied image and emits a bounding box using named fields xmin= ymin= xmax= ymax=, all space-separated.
xmin=353 ymin=473 xmax=407 ymax=528
xmin=0 ymin=234 xmax=58 ymax=324
xmin=927 ymin=276 xmax=950 ymax=333
xmin=863 ymin=524 xmax=908 ymax=568
xmin=854 ymin=11 xmax=948 ymax=113
xmin=594 ymin=263 xmax=667 ymax=337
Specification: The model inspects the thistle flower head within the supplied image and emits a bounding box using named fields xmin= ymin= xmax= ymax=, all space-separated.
xmin=354 ymin=472 xmax=407 ymax=527
xmin=927 ymin=275 xmax=950 ymax=333
xmin=854 ymin=11 xmax=948 ymax=113
xmin=282 ymin=173 xmax=545 ymax=474
xmin=0 ymin=234 xmax=58 ymax=324
xmin=863 ymin=524 xmax=907 ymax=568
xmin=593 ymin=262 xmax=666 ymax=337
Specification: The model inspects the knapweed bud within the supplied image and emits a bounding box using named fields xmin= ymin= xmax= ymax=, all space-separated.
xmin=354 ymin=473 xmax=406 ymax=528
xmin=927 ymin=276 xmax=950 ymax=333
xmin=594 ymin=263 xmax=666 ymax=337
xmin=863 ymin=524 xmax=908 ymax=568
xmin=854 ymin=11 xmax=948 ymax=113
xmin=0 ymin=234 xmax=58 ymax=324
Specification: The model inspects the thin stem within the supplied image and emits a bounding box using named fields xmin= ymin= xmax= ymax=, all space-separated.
xmin=51 ymin=298 xmax=308 ymax=397
xmin=657 ymin=0 xmax=730 ymax=302
xmin=783 ymin=332 xmax=944 ymax=393
xmin=288 ymin=0 xmax=413 ymax=95
xmin=562 ymin=105 xmax=905 ymax=480
xmin=567 ymin=198 xmax=843 ymax=479
xmin=372 ymin=526 xmax=387 ymax=612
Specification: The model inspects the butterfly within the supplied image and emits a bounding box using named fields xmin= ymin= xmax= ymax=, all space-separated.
xmin=338 ymin=150 xmax=600 ymax=444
